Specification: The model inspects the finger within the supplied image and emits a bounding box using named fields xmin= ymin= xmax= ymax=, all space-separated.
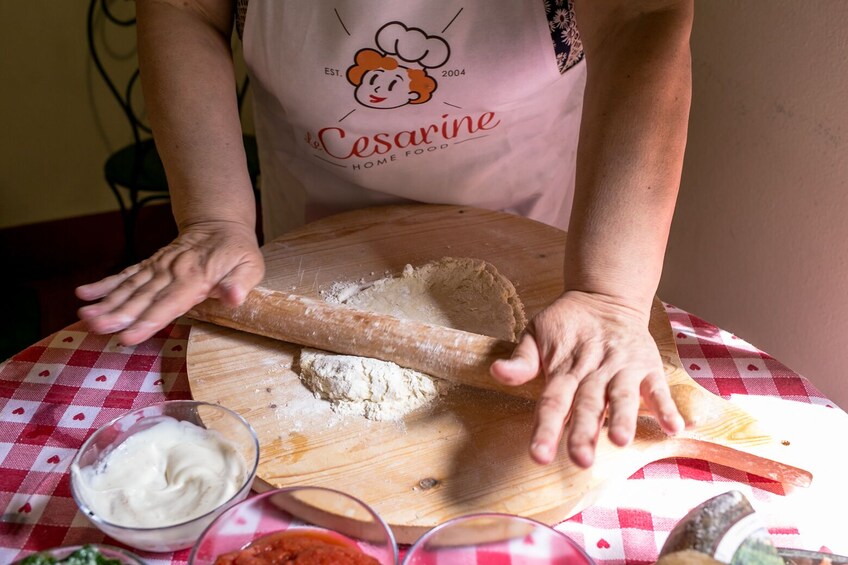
xmin=207 ymin=258 xmax=265 ymax=307
xmin=89 ymin=267 xmax=180 ymax=338
xmin=116 ymin=248 xmax=258 ymax=344
xmin=566 ymin=376 xmax=610 ymax=468
xmin=489 ymin=332 xmax=541 ymax=386
xmin=75 ymin=263 xmax=143 ymax=301
xmin=77 ymin=268 xmax=158 ymax=332
xmin=606 ymin=370 xmax=643 ymax=447
xmin=641 ymin=372 xmax=685 ymax=434
xmin=115 ymin=285 xmax=211 ymax=345
xmin=82 ymin=243 xmax=194 ymax=335
xmin=116 ymin=281 xmax=207 ymax=346
xmin=529 ymin=369 xmax=579 ymax=465
xmin=113 ymin=260 xmax=220 ymax=346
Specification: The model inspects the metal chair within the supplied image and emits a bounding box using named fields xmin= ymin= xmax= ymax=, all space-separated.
xmin=86 ymin=0 xmax=260 ymax=262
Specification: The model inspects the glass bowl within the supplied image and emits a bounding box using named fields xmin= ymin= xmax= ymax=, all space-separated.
xmin=11 ymin=544 xmax=146 ymax=565
xmin=402 ymin=513 xmax=595 ymax=565
xmin=70 ymin=400 xmax=259 ymax=553
xmin=189 ymin=486 xmax=398 ymax=565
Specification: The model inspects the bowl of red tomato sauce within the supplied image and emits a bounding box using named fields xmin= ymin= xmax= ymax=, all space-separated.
xmin=189 ymin=486 xmax=398 ymax=565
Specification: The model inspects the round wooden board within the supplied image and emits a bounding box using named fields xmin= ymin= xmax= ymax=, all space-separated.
xmin=184 ymin=205 xmax=803 ymax=544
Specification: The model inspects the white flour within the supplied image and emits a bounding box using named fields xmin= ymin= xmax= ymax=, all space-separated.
xmin=299 ymin=257 xmax=526 ymax=421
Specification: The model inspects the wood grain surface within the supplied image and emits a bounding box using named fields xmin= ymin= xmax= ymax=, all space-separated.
xmin=187 ymin=288 xmax=540 ymax=400
xmin=185 ymin=205 xmax=811 ymax=544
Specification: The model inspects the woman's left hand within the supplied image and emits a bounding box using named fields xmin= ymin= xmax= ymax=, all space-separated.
xmin=490 ymin=290 xmax=685 ymax=468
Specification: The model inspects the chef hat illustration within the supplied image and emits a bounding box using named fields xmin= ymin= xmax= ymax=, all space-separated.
xmin=375 ymin=22 xmax=450 ymax=69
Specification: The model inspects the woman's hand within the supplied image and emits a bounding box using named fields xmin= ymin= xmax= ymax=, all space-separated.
xmin=490 ymin=290 xmax=684 ymax=468
xmin=76 ymin=220 xmax=264 ymax=346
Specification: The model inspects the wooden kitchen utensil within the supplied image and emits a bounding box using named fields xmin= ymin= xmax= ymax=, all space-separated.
xmin=187 ymin=287 xmax=539 ymax=400
xmin=185 ymin=204 xmax=811 ymax=544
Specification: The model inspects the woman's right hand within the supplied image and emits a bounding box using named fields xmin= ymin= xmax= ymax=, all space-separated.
xmin=75 ymin=220 xmax=265 ymax=346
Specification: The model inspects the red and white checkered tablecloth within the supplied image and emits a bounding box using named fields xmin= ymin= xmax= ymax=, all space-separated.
xmin=1 ymin=304 xmax=845 ymax=565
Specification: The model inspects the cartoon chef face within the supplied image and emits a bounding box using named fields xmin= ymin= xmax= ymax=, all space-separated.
xmin=347 ymin=22 xmax=450 ymax=110
xmin=349 ymin=51 xmax=435 ymax=109
xmin=358 ymin=67 xmax=412 ymax=108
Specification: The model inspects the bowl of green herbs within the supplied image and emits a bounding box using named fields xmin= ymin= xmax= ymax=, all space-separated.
xmin=12 ymin=544 xmax=145 ymax=565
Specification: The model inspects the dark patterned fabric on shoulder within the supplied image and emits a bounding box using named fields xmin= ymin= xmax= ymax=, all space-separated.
xmin=545 ymin=0 xmax=584 ymax=73
xmin=236 ymin=0 xmax=249 ymax=38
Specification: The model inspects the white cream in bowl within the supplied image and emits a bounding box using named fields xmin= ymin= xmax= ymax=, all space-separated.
xmin=72 ymin=416 xmax=248 ymax=528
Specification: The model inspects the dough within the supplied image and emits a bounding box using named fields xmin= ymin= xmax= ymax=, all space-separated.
xmin=298 ymin=257 xmax=526 ymax=421
xmin=299 ymin=350 xmax=443 ymax=421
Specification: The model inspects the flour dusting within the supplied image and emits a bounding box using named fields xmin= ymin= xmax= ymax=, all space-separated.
xmin=299 ymin=257 xmax=526 ymax=421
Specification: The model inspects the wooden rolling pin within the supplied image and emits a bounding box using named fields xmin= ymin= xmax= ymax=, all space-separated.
xmin=186 ymin=287 xmax=544 ymax=400
xmin=185 ymin=288 xmax=763 ymax=432
xmin=187 ymin=287 xmax=819 ymax=489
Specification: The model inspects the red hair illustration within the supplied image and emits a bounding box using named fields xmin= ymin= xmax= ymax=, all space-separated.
xmin=347 ymin=49 xmax=436 ymax=106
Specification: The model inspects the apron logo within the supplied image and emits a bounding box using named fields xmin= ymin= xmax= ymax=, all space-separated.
xmin=347 ymin=22 xmax=450 ymax=109
xmin=302 ymin=11 xmax=501 ymax=167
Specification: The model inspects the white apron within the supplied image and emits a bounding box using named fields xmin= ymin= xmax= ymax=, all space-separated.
xmin=242 ymin=0 xmax=586 ymax=241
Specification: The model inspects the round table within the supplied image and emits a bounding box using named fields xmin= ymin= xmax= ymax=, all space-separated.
xmin=0 ymin=304 xmax=845 ymax=564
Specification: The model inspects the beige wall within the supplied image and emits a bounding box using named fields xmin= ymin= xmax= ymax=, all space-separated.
xmin=0 ymin=1 xmax=251 ymax=229
xmin=1 ymin=2 xmax=126 ymax=227
xmin=3 ymin=3 xmax=844 ymax=406
xmin=660 ymin=1 xmax=848 ymax=408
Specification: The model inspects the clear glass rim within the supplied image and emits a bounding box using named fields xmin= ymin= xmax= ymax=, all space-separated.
xmin=12 ymin=544 xmax=146 ymax=565
xmin=188 ymin=485 xmax=400 ymax=565
xmin=401 ymin=512 xmax=595 ymax=564
xmin=70 ymin=399 xmax=260 ymax=533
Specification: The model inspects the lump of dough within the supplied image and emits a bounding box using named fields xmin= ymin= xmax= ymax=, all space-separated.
xmin=299 ymin=349 xmax=443 ymax=421
xmin=299 ymin=257 xmax=527 ymax=421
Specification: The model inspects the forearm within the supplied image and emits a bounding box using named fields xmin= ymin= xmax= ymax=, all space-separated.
xmin=567 ymin=1 xmax=693 ymax=315
xmin=137 ymin=0 xmax=255 ymax=231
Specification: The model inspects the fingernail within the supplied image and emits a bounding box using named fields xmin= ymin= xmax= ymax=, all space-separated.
xmin=531 ymin=442 xmax=551 ymax=459
xmin=506 ymin=357 xmax=527 ymax=370
xmin=98 ymin=322 xmax=124 ymax=334
xmin=571 ymin=447 xmax=593 ymax=468
xmin=667 ymin=413 xmax=685 ymax=433
xmin=126 ymin=321 xmax=156 ymax=338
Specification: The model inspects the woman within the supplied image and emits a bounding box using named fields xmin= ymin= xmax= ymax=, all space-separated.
xmin=77 ymin=0 xmax=693 ymax=469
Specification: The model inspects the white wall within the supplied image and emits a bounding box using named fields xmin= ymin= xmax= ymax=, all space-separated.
xmin=660 ymin=1 xmax=848 ymax=408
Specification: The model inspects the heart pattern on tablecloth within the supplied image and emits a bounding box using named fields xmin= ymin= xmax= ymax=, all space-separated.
xmin=95 ymin=375 xmax=107 ymax=382
xmin=39 ymin=370 xmax=50 ymax=377
xmin=63 ymin=336 xmax=73 ymax=343
xmin=73 ymin=413 xmax=85 ymax=421
xmin=689 ymin=363 xmax=701 ymax=371
xmin=18 ymin=503 xmax=31 ymax=513
xmin=597 ymin=538 xmax=610 ymax=549
xmin=747 ymin=364 xmax=759 ymax=371
xmin=12 ymin=407 xmax=24 ymax=415
xmin=47 ymin=455 xmax=60 ymax=464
